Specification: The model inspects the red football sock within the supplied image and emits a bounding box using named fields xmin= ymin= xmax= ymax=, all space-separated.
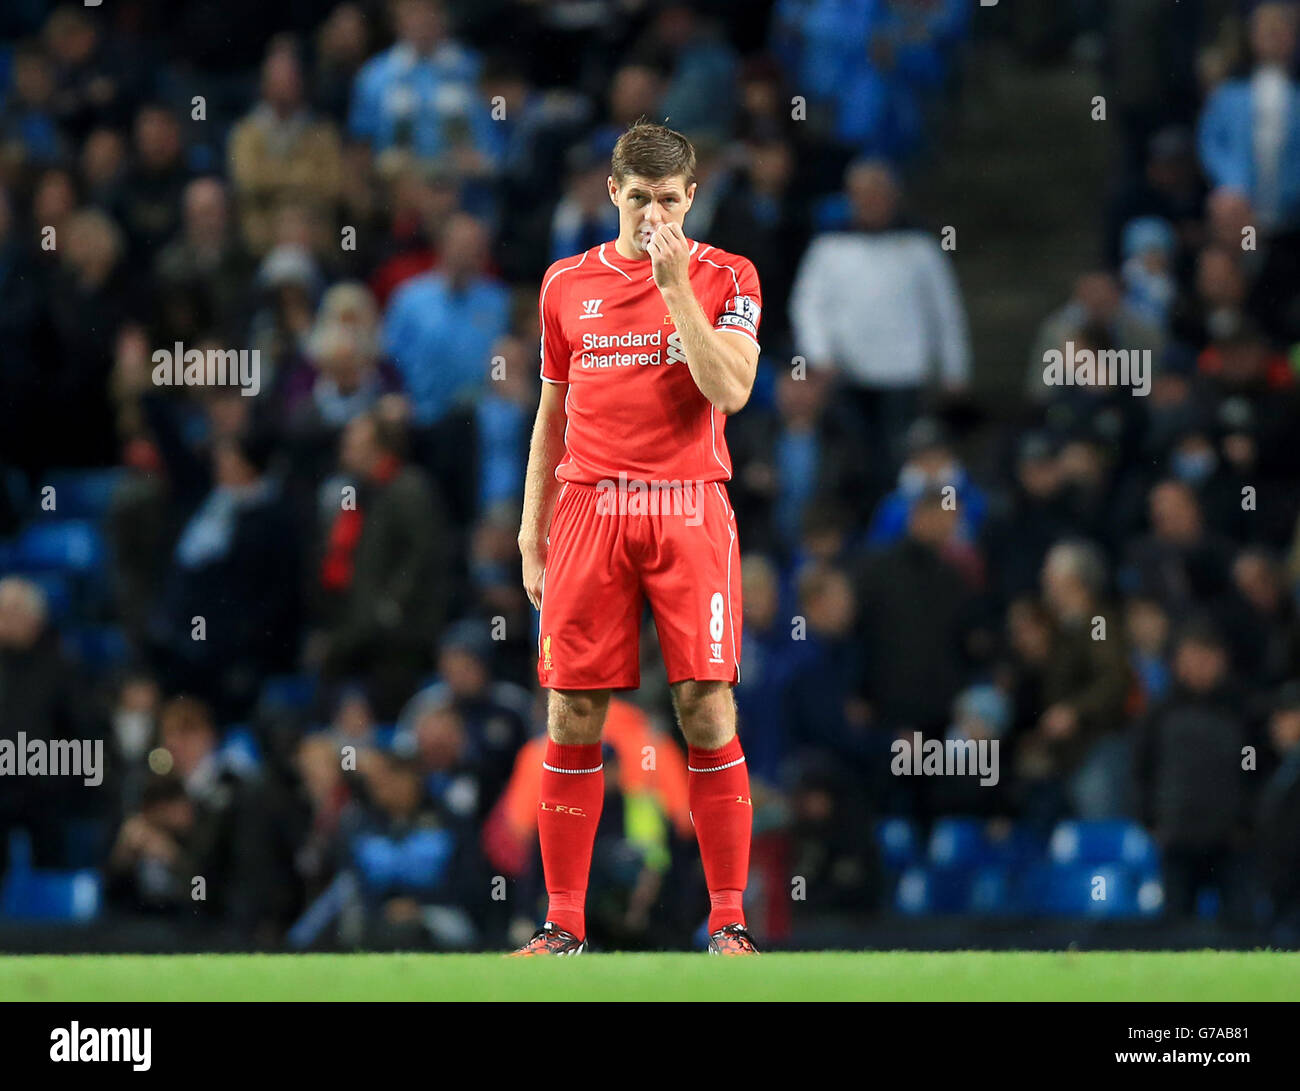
xmin=537 ymin=740 xmax=604 ymax=940
xmin=688 ymin=736 xmax=752 ymax=932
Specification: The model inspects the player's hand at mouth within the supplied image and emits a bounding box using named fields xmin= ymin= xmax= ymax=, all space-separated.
xmin=648 ymin=222 xmax=690 ymax=291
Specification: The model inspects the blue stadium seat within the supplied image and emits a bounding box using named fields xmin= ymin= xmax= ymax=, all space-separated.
xmin=1 ymin=832 xmax=102 ymax=923
xmin=928 ymin=818 xmax=1046 ymax=869
xmin=1016 ymin=863 xmax=1161 ymax=919
xmin=966 ymin=865 xmax=1014 ymax=915
xmin=374 ymin=723 xmax=398 ymax=750
xmin=9 ymin=520 xmax=107 ymax=574
xmin=896 ymin=863 xmax=1015 ymax=916
xmin=895 ymin=865 xmax=968 ymax=914
xmin=1049 ymin=820 xmax=1159 ymax=870
xmin=875 ymin=817 xmax=919 ymax=870
xmin=39 ymin=469 xmax=126 ymax=520
xmin=927 ymin=817 xmax=989 ymax=867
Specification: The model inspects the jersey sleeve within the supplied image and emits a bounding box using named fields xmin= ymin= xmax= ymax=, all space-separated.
xmin=711 ymin=254 xmax=763 ymax=349
xmin=539 ymin=262 xmax=572 ymax=384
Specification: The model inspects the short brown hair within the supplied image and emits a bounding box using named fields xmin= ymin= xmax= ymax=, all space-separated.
xmin=610 ymin=121 xmax=696 ymax=186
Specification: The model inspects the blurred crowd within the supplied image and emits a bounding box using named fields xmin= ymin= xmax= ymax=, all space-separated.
xmin=1 ymin=0 xmax=1299 ymax=950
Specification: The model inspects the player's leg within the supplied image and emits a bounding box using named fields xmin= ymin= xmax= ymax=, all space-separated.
xmin=514 ymin=482 xmax=640 ymax=955
xmin=521 ymin=688 xmax=611 ymax=952
xmin=641 ymin=482 xmax=756 ymax=952
xmin=670 ymin=679 xmax=756 ymax=953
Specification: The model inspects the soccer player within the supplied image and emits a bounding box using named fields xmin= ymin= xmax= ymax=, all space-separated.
xmin=512 ymin=122 xmax=763 ymax=955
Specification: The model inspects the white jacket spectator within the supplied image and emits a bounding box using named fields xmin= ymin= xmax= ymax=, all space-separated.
xmin=790 ymin=161 xmax=971 ymax=390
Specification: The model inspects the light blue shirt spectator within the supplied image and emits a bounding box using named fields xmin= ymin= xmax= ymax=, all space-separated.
xmin=774 ymin=430 xmax=819 ymax=552
xmin=1198 ymin=70 xmax=1300 ymax=230
xmin=348 ymin=41 xmax=496 ymax=164
xmin=771 ymin=0 xmax=881 ymax=108
xmin=476 ymin=394 xmax=527 ymax=510
xmin=383 ymin=270 xmax=510 ymax=424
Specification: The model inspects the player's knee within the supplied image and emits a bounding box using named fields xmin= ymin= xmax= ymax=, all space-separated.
xmin=548 ymin=689 xmax=610 ymax=744
xmin=672 ymin=681 xmax=736 ymax=749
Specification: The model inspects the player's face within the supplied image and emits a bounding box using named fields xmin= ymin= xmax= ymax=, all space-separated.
xmin=609 ymin=173 xmax=696 ymax=253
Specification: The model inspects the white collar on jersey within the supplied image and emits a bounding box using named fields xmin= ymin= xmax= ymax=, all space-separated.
xmin=598 ymin=240 xmax=701 ymax=282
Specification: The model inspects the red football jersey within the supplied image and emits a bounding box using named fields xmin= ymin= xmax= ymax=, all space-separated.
xmin=539 ymin=240 xmax=762 ymax=485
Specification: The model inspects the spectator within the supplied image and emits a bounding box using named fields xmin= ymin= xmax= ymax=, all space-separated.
xmin=0 ymin=186 xmax=46 ymax=467
xmin=785 ymin=756 xmax=884 ymax=929
xmin=153 ymin=177 xmax=253 ymax=345
xmin=790 ymin=160 xmax=971 ymax=473
xmin=45 ymin=207 xmax=143 ymax=466
xmin=547 ymin=142 xmax=620 ymax=265
xmin=983 ymin=432 xmax=1074 ymax=606
xmin=1123 ymin=478 xmax=1235 ymax=614
xmin=314 ymin=410 xmax=452 ymax=718
xmin=149 ymin=426 xmax=300 ymax=719
xmin=926 ymin=683 xmax=1014 ymax=819
xmin=43 ymin=4 xmax=140 ymax=140
xmin=382 ymin=212 xmax=509 ymax=423
xmin=1134 ymin=621 xmax=1253 ymax=921
xmin=462 ymin=506 xmax=534 ymax=686
xmin=1029 ymin=540 xmax=1132 ymax=821
xmin=1125 ymin=595 xmax=1173 ymax=715
xmin=347 ymin=0 xmax=490 ymax=168
xmin=1213 ymin=547 xmax=1300 ymax=691
xmin=1105 ymin=126 xmax=1205 ymax=269
xmin=112 ymin=104 xmax=191 ymax=263
xmin=281 ymin=281 xmax=404 ymax=435
xmin=313 ymin=3 xmax=373 ymax=125
xmin=107 ymin=697 xmax=261 ymax=933
xmin=1028 ymin=272 xmax=1163 ymax=402
xmin=228 ymin=46 xmax=344 ymax=257
xmin=853 ymin=489 xmax=976 ymax=743
xmin=734 ymin=552 xmax=790 ymax=788
xmin=726 ymin=365 xmax=871 ymax=560
xmin=394 ymin=618 xmax=531 ymax=816
xmin=473 ymin=333 xmax=536 ymax=514
xmin=0 ymin=577 xmax=85 ymax=870
xmin=1119 ymin=216 xmax=1177 ymax=330
xmin=866 ymin=416 xmax=988 ymax=551
xmin=249 ymin=241 xmax=325 ymax=387
xmin=1197 ymin=2 xmax=1300 ymax=233
xmin=79 ymin=125 xmax=129 ymax=208
xmin=707 ymin=135 xmax=809 ymax=352
xmin=348 ymin=749 xmax=484 ymax=949
xmin=646 ymin=6 xmax=738 ymax=140
xmin=1257 ymin=681 xmax=1300 ymax=938
xmin=0 ymin=43 xmax=66 ymax=167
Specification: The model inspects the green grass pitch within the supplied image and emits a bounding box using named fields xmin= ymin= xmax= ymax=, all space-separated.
xmin=3 ymin=951 xmax=1298 ymax=1001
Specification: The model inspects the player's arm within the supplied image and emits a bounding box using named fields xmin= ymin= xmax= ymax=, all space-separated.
xmin=518 ymin=380 xmax=567 ymax=609
xmin=649 ymin=224 xmax=759 ymax=415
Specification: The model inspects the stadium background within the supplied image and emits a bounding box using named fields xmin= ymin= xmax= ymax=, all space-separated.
xmin=1 ymin=0 xmax=1299 ymax=955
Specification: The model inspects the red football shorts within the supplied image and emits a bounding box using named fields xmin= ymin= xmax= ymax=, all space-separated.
xmin=538 ymin=479 xmax=743 ymax=689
